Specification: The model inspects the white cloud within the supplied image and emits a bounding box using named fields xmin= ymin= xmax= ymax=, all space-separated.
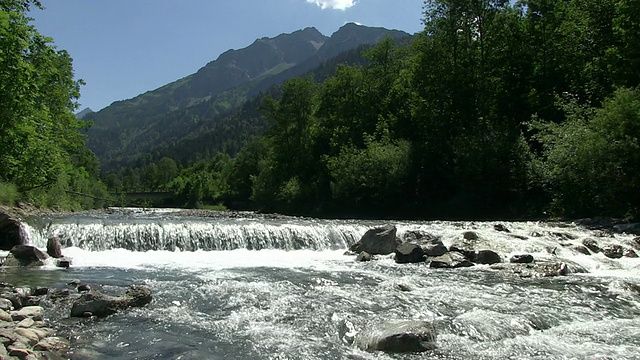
xmin=306 ymin=0 xmax=357 ymax=11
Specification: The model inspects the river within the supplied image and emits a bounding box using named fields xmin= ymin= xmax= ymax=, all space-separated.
xmin=3 ymin=208 xmax=640 ymax=359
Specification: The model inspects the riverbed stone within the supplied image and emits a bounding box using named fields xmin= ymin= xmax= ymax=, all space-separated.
xmin=0 ymin=209 xmax=24 ymax=251
xmin=16 ymin=317 xmax=35 ymax=329
xmin=475 ymin=250 xmax=501 ymax=265
xmin=490 ymin=260 xmax=587 ymax=278
xmin=494 ymin=224 xmax=510 ymax=232
xmin=463 ymin=231 xmax=479 ymax=240
xmin=572 ymin=245 xmax=591 ymax=255
xmin=10 ymin=307 xmax=44 ymax=322
xmin=422 ymin=242 xmax=447 ymax=257
xmin=356 ymin=251 xmax=372 ymax=262
xmin=582 ymin=238 xmax=601 ymax=253
xmin=624 ymin=249 xmax=638 ymax=258
xmin=70 ymin=284 xmax=152 ymax=318
xmin=0 ymin=310 xmax=11 ymax=323
xmin=13 ymin=329 xmax=39 ymax=346
xmin=34 ymin=336 xmax=69 ymax=352
xmin=430 ymin=252 xmax=474 ymax=269
xmin=510 ymin=254 xmax=534 ymax=264
xmin=395 ymin=243 xmax=425 ymax=264
xmin=349 ymin=225 xmax=400 ymax=255
xmin=356 ymin=320 xmax=437 ymax=353
xmin=602 ymin=244 xmax=624 ymax=259
xmin=0 ymin=299 xmax=12 ymax=311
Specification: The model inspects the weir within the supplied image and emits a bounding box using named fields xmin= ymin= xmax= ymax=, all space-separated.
xmin=23 ymin=216 xmax=370 ymax=252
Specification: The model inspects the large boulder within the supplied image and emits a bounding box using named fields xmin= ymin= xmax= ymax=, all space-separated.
xmin=3 ymin=245 xmax=47 ymax=267
xmin=422 ymin=241 xmax=447 ymax=257
xmin=356 ymin=320 xmax=437 ymax=353
xmin=46 ymin=236 xmax=63 ymax=258
xmin=582 ymin=238 xmax=601 ymax=253
xmin=490 ymin=260 xmax=587 ymax=278
xmin=509 ymin=254 xmax=534 ymax=264
xmin=350 ymin=225 xmax=400 ymax=255
xmin=395 ymin=243 xmax=425 ymax=264
xmin=0 ymin=209 xmax=24 ymax=251
xmin=70 ymin=284 xmax=152 ymax=318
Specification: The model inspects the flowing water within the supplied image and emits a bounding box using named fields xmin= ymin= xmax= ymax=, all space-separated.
xmin=3 ymin=208 xmax=640 ymax=359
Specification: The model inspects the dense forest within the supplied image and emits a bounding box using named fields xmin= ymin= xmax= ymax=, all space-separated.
xmin=0 ymin=0 xmax=108 ymax=210
xmin=1 ymin=0 xmax=639 ymax=220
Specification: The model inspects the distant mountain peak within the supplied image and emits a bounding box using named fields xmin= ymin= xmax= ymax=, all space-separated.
xmin=76 ymin=107 xmax=94 ymax=119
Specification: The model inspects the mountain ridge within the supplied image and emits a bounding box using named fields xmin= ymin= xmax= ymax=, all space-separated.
xmin=86 ymin=23 xmax=411 ymax=172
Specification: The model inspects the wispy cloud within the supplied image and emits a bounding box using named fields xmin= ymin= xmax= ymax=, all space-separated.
xmin=306 ymin=0 xmax=357 ymax=11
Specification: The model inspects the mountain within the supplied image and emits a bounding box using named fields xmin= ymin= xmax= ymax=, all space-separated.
xmin=76 ymin=107 xmax=94 ymax=119
xmin=86 ymin=24 xmax=411 ymax=172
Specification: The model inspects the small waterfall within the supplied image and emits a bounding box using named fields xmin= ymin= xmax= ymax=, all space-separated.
xmin=24 ymin=217 xmax=369 ymax=252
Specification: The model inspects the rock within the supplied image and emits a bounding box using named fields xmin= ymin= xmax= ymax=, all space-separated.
xmin=356 ymin=320 xmax=437 ymax=353
xmin=31 ymin=287 xmax=48 ymax=297
xmin=624 ymin=249 xmax=638 ymax=258
xmin=475 ymin=250 xmax=501 ymax=265
xmin=16 ymin=317 xmax=35 ymax=328
xmin=494 ymin=224 xmax=510 ymax=232
xmin=3 ymin=245 xmax=47 ymax=267
xmin=396 ymin=284 xmax=412 ymax=292
xmin=448 ymin=245 xmax=476 ymax=262
xmin=70 ymin=284 xmax=152 ymax=318
xmin=633 ymin=237 xmax=640 ymax=249
xmin=1 ymin=293 xmax=21 ymax=310
xmin=46 ymin=236 xmax=63 ymax=258
xmin=67 ymin=279 xmax=81 ymax=287
xmin=463 ymin=231 xmax=479 ymax=241
xmin=395 ymin=243 xmax=425 ymax=264
xmin=34 ymin=337 xmax=70 ymax=352
xmin=602 ymin=244 xmax=624 ymax=259
xmin=422 ymin=242 xmax=447 ymax=257
xmin=0 ymin=310 xmax=11 ymax=322
xmin=350 ymin=225 xmax=400 ymax=255
xmin=356 ymin=251 xmax=372 ymax=262
xmin=510 ymin=254 xmax=534 ymax=264
xmin=13 ymin=329 xmax=39 ymax=346
xmin=7 ymin=343 xmax=34 ymax=359
xmin=430 ymin=252 xmax=474 ymax=269
xmin=77 ymin=284 xmax=91 ymax=293
xmin=0 ymin=298 xmax=13 ymax=311
xmin=0 ymin=209 xmax=25 ymax=251
xmin=10 ymin=306 xmax=44 ymax=322
xmin=572 ymin=245 xmax=591 ymax=255
xmin=401 ymin=230 xmax=439 ymax=244
xmin=56 ymin=257 xmax=72 ymax=268
xmin=490 ymin=260 xmax=587 ymax=278
xmin=582 ymin=238 xmax=601 ymax=253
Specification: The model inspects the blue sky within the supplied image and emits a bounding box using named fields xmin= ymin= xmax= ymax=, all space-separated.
xmin=31 ymin=0 xmax=424 ymax=112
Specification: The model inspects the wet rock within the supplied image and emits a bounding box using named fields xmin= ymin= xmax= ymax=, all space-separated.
xmin=475 ymin=250 xmax=501 ymax=265
xmin=34 ymin=337 xmax=70 ymax=353
xmin=624 ymin=249 xmax=638 ymax=258
xmin=56 ymin=257 xmax=72 ymax=268
xmin=582 ymin=238 xmax=601 ymax=253
xmin=422 ymin=242 xmax=447 ymax=257
xmin=67 ymin=280 xmax=81 ymax=287
xmin=31 ymin=288 xmax=47 ymax=297
xmin=401 ymin=230 xmax=439 ymax=244
xmin=396 ymin=284 xmax=412 ymax=292
xmin=395 ymin=243 xmax=425 ymax=264
xmin=510 ymin=254 xmax=534 ymax=264
xmin=430 ymin=252 xmax=474 ymax=269
xmin=356 ymin=251 xmax=372 ymax=262
xmin=490 ymin=260 xmax=587 ymax=278
xmin=602 ymin=244 xmax=624 ymax=259
xmin=10 ymin=306 xmax=44 ymax=322
xmin=2 ymin=245 xmax=47 ymax=267
xmin=530 ymin=231 xmax=543 ymax=237
xmin=508 ymin=234 xmax=529 ymax=240
xmin=77 ymin=284 xmax=91 ymax=293
xmin=463 ymin=231 xmax=479 ymax=241
xmin=494 ymin=224 xmax=510 ymax=232
xmin=0 ymin=209 xmax=24 ymax=251
xmin=572 ymin=245 xmax=591 ymax=255
xmin=448 ymin=245 xmax=476 ymax=262
xmin=350 ymin=225 xmax=400 ymax=255
xmin=0 ymin=298 xmax=13 ymax=311
xmin=46 ymin=236 xmax=63 ymax=258
xmin=356 ymin=320 xmax=437 ymax=353
xmin=70 ymin=284 xmax=152 ymax=318
xmin=551 ymin=232 xmax=577 ymax=240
